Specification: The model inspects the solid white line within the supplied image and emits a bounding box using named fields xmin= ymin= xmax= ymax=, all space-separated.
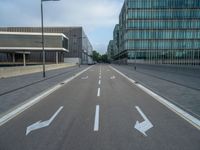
xmin=109 ymin=65 xmax=200 ymax=130
xmin=97 ymin=88 xmax=100 ymax=97
xmin=137 ymin=84 xmax=200 ymax=130
xmin=98 ymin=80 xmax=101 ymax=85
xmin=110 ymin=66 xmax=135 ymax=84
xmin=94 ymin=105 xmax=100 ymax=131
xmin=0 ymin=66 xmax=93 ymax=126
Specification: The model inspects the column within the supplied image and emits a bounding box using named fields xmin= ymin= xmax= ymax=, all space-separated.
xmin=12 ymin=52 xmax=15 ymax=63
xmin=56 ymin=51 xmax=58 ymax=64
xmin=23 ymin=52 xmax=26 ymax=66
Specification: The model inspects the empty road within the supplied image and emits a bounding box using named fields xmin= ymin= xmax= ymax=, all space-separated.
xmin=0 ymin=65 xmax=199 ymax=150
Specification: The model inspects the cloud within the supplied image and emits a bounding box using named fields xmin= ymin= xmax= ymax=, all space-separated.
xmin=93 ymin=43 xmax=108 ymax=55
xmin=45 ymin=0 xmax=122 ymax=29
xmin=0 ymin=0 xmax=123 ymax=54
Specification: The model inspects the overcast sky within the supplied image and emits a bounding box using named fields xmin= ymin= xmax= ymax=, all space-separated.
xmin=0 ymin=0 xmax=123 ymax=54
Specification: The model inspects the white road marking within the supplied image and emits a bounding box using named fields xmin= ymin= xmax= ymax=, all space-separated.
xmin=94 ymin=105 xmax=100 ymax=131
xmin=136 ymin=84 xmax=200 ymax=130
xmin=26 ymin=106 xmax=63 ymax=135
xmin=99 ymin=76 xmax=101 ymax=79
xmin=97 ymin=88 xmax=100 ymax=97
xmin=109 ymin=65 xmax=200 ymax=130
xmin=81 ymin=76 xmax=88 ymax=80
xmin=134 ymin=106 xmax=153 ymax=136
xmin=0 ymin=66 xmax=93 ymax=126
xmin=110 ymin=76 xmax=116 ymax=80
xmin=98 ymin=80 xmax=101 ymax=85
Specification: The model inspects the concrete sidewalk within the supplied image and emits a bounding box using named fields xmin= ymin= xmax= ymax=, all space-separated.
xmin=0 ymin=63 xmax=76 ymax=78
xmin=112 ymin=64 xmax=200 ymax=119
xmin=0 ymin=65 xmax=88 ymax=116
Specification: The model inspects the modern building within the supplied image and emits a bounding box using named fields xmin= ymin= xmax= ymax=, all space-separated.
xmin=108 ymin=0 xmax=200 ymax=66
xmin=0 ymin=27 xmax=93 ymax=65
xmin=107 ymin=40 xmax=114 ymax=62
xmin=0 ymin=32 xmax=68 ymax=66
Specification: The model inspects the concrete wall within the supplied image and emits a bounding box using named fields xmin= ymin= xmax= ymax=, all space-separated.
xmin=64 ymin=58 xmax=80 ymax=64
xmin=0 ymin=63 xmax=76 ymax=78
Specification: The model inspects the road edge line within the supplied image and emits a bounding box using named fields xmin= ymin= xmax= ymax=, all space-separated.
xmin=109 ymin=65 xmax=200 ymax=130
xmin=0 ymin=66 xmax=92 ymax=126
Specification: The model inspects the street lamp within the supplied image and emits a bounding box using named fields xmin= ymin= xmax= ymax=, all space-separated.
xmin=41 ymin=0 xmax=60 ymax=78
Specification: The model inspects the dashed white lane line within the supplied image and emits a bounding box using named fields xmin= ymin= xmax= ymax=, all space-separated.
xmin=97 ymin=88 xmax=100 ymax=97
xmin=94 ymin=105 xmax=100 ymax=131
xmin=98 ymin=80 xmax=101 ymax=85
xmin=110 ymin=76 xmax=116 ymax=80
xmin=81 ymin=76 xmax=88 ymax=80
xmin=99 ymin=76 xmax=101 ymax=79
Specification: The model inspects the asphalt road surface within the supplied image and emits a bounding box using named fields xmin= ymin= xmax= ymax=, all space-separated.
xmin=0 ymin=65 xmax=199 ymax=150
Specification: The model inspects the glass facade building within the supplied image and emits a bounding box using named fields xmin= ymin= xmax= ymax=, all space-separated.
xmin=107 ymin=40 xmax=114 ymax=61
xmin=108 ymin=0 xmax=200 ymax=65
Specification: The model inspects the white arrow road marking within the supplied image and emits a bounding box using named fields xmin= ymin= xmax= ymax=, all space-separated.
xmin=134 ymin=106 xmax=153 ymax=136
xmin=26 ymin=106 xmax=64 ymax=135
xmin=110 ymin=76 xmax=116 ymax=80
xmin=94 ymin=105 xmax=100 ymax=131
xmin=81 ymin=76 xmax=88 ymax=80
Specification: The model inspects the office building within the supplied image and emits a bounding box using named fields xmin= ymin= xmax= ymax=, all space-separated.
xmin=108 ymin=0 xmax=200 ymax=65
xmin=107 ymin=40 xmax=114 ymax=62
xmin=0 ymin=27 xmax=93 ymax=65
xmin=0 ymin=32 xmax=68 ymax=65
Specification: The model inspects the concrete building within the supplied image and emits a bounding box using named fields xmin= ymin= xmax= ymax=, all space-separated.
xmin=0 ymin=27 xmax=93 ymax=65
xmin=0 ymin=32 xmax=68 ymax=66
xmin=108 ymin=0 xmax=200 ymax=66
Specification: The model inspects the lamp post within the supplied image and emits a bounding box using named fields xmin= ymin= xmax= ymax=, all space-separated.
xmin=41 ymin=0 xmax=60 ymax=78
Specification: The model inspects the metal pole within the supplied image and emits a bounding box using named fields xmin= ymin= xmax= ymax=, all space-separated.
xmin=23 ymin=52 xmax=26 ymax=66
xmin=41 ymin=1 xmax=46 ymax=78
xmin=134 ymin=51 xmax=136 ymax=70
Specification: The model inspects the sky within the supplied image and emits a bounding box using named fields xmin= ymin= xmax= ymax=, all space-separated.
xmin=0 ymin=0 xmax=124 ymax=54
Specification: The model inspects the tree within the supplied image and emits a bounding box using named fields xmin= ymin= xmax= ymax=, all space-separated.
xmin=101 ymin=54 xmax=108 ymax=63
xmin=92 ymin=50 xmax=101 ymax=62
xmin=92 ymin=51 xmax=108 ymax=63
